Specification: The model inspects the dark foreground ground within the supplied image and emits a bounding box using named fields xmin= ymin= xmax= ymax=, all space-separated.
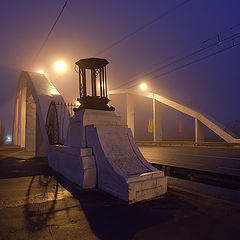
xmin=0 ymin=145 xmax=240 ymax=240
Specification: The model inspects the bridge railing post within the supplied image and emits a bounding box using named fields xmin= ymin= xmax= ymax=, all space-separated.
xmin=195 ymin=118 xmax=204 ymax=142
xmin=153 ymin=98 xmax=163 ymax=142
xmin=126 ymin=93 xmax=135 ymax=137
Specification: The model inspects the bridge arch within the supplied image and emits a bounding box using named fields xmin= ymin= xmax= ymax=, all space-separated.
xmin=13 ymin=71 xmax=69 ymax=156
xmin=109 ymin=89 xmax=240 ymax=144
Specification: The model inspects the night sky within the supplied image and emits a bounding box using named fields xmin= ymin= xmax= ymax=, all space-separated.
xmin=0 ymin=0 xmax=240 ymax=137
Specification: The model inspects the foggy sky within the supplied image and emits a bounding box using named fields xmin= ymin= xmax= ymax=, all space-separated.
xmin=1 ymin=0 xmax=240 ymax=135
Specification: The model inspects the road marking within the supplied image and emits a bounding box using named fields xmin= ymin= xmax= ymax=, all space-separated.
xmin=140 ymin=147 xmax=240 ymax=161
xmin=146 ymin=158 xmax=206 ymax=167
xmin=218 ymin=166 xmax=240 ymax=171
xmin=148 ymin=151 xmax=240 ymax=161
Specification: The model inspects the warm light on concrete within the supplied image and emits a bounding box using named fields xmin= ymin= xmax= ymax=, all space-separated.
xmin=75 ymin=100 xmax=81 ymax=107
xmin=140 ymin=83 xmax=147 ymax=91
xmin=50 ymin=88 xmax=60 ymax=95
xmin=55 ymin=61 xmax=67 ymax=73
xmin=37 ymin=70 xmax=44 ymax=74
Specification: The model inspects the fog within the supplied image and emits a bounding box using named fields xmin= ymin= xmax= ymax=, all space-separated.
xmin=1 ymin=0 xmax=240 ymax=138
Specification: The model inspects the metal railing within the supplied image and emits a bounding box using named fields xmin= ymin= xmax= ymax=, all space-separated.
xmin=56 ymin=102 xmax=78 ymax=117
xmin=54 ymin=102 xmax=78 ymax=144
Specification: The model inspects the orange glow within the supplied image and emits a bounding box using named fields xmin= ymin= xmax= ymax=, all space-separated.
xmin=37 ymin=70 xmax=44 ymax=74
xmin=55 ymin=61 xmax=67 ymax=73
xmin=75 ymin=100 xmax=81 ymax=107
xmin=140 ymin=83 xmax=147 ymax=91
xmin=50 ymin=88 xmax=60 ymax=95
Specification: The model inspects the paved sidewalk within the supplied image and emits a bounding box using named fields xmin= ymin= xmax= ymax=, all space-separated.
xmin=0 ymin=146 xmax=240 ymax=240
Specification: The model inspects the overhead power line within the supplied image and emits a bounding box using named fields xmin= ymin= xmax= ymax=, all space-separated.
xmin=32 ymin=0 xmax=70 ymax=65
xmin=114 ymin=31 xmax=240 ymax=89
xmin=201 ymin=23 xmax=240 ymax=44
xmin=96 ymin=0 xmax=193 ymax=55
xmin=129 ymin=23 xmax=240 ymax=87
xmin=146 ymin=32 xmax=240 ymax=75
xmin=130 ymin=38 xmax=240 ymax=88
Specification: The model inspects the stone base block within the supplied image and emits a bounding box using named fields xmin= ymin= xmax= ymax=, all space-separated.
xmin=127 ymin=174 xmax=167 ymax=203
xmin=86 ymin=124 xmax=168 ymax=203
xmin=47 ymin=145 xmax=96 ymax=189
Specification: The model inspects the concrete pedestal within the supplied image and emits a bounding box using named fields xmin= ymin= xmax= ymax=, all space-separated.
xmin=86 ymin=123 xmax=167 ymax=203
xmin=48 ymin=146 xmax=96 ymax=189
xmin=48 ymin=109 xmax=167 ymax=203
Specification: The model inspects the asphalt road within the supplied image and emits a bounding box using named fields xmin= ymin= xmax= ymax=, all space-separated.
xmin=139 ymin=146 xmax=240 ymax=176
xmin=1 ymin=145 xmax=240 ymax=240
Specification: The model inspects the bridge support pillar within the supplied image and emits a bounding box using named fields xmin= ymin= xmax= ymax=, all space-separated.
xmin=195 ymin=119 xmax=204 ymax=142
xmin=13 ymin=79 xmax=27 ymax=147
xmin=25 ymin=92 xmax=36 ymax=151
xmin=153 ymin=99 xmax=162 ymax=142
xmin=126 ymin=93 xmax=134 ymax=137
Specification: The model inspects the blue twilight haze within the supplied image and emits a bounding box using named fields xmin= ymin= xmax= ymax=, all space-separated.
xmin=0 ymin=0 xmax=239 ymax=138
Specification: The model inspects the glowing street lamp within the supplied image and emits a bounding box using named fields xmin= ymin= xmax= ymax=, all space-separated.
xmin=140 ymin=83 xmax=147 ymax=91
xmin=5 ymin=136 xmax=12 ymax=143
xmin=55 ymin=61 xmax=67 ymax=73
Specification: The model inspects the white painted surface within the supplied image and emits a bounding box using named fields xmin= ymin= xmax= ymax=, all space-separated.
xmin=63 ymin=108 xmax=167 ymax=202
xmin=96 ymin=126 xmax=152 ymax=177
xmin=48 ymin=145 xmax=96 ymax=189
xmin=126 ymin=93 xmax=135 ymax=137
xmin=13 ymin=71 xmax=70 ymax=156
xmin=153 ymin=99 xmax=162 ymax=142
xmin=195 ymin=118 xmax=205 ymax=142
xmin=109 ymin=89 xmax=240 ymax=143
xmin=84 ymin=111 xmax=167 ymax=203
xmin=48 ymin=110 xmax=111 ymax=189
xmin=25 ymin=93 xmax=36 ymax=151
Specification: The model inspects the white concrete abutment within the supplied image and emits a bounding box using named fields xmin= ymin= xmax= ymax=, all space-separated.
xmin=13 ymin=71 xmax=69 ymax=156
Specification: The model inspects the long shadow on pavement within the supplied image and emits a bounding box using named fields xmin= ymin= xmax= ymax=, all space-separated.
xmin=0 ymin=155 xmax=50 ymax=179
xmin=0 ymin=148 xmax=223 ymax=239
xmin=53 ymin=171 xmax=198 ymax=240
xmin=24 ymin=175 xmax=59 ymax=231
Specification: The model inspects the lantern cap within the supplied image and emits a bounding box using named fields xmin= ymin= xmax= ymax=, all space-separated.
xmin=75 ymin=58 xmax=109 ymax=69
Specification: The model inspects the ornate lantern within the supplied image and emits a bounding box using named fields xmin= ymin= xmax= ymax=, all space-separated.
xmin=75 ymin=58 xmax=114 ymax=111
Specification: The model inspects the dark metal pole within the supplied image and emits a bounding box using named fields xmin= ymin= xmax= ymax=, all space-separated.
xmin=101 ymin=67 xmax=105 ymax=97
xmin=78 ymin=67 xmax=82 ymax=98
xmin=91 ymin=69 xmax=94 ymax=96
xmin=99 ymin=68 xmax=102 ymax=97
xmin=93 ymin=69 xmax=97 ymax=96
xmin=82 ymin=68 xmax=86 ymax=97
xmin=104 ymin=66 xmax=108 ymax=98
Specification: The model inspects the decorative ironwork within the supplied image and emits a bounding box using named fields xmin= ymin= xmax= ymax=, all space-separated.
xmin=75 ymin=58 xmax=115 ymax=111
xmin=45 ymin=101 xmax=60 ymax=145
